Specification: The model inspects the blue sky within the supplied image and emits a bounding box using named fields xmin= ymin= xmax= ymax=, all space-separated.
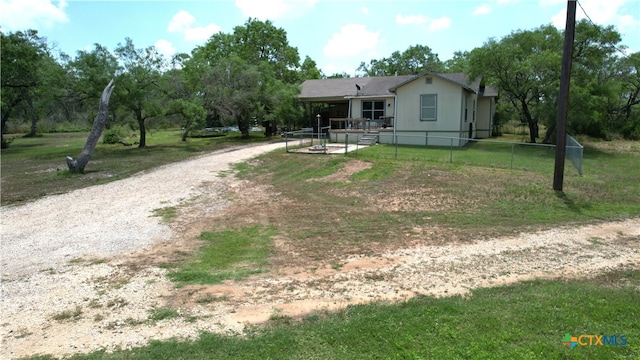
xmin=1 ymin=0 xmax=639 ymax=75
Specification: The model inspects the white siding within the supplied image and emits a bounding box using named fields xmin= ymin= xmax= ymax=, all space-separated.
xmin=395 ymin=75 xmax=464 ymax=133
xmin=476 ymin=97 xmax=495 ymax=138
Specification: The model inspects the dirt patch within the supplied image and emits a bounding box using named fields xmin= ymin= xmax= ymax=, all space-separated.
xmin=308 ymin=160 xmax=373 ymax=183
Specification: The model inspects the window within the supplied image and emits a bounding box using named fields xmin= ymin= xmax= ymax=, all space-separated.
xmin=362 ymin=100 xmax=385 ymax=120
xmin=420 ymin=94 xmax=437 ymax=121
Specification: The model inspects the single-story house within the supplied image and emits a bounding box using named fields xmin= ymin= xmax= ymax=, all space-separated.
xmin=299 ymin=73 xmax=498 ymax=146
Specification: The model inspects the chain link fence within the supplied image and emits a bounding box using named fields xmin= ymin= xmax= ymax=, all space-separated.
xmin=284 ymin=131 xmax=584 ymax=175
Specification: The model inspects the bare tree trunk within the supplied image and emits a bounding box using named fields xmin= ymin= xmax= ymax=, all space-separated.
xmin=66 ymin=80 xmax=115 ymax=173
xmin=181 ymin=125 xmax=190 ymax=141
xmin=521 ymin=99 xmax=537 ymax=143
xmin=1 ymin=108 xmax=11 ymax=149
xmin=237 ymin=114 xmax=250 ymax=139
xmin=137 ymin=114 xmax=147 ymax=148
xmin=27 ymin=97 xmax=37 ymax=137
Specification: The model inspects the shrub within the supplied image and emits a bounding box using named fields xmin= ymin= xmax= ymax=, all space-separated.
xmin=1 ymin=136 xmax=14 ymax=149
xmin=102 ymin=126 xmax=125 ymax=144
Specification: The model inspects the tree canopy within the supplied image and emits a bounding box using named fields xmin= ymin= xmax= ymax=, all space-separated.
xmin=1 ymin=30 xmax=59 ymax=147
xmin=467 ymin=20 xmax=637 ymax=142
xmin=185 ymin=18 xmax=304 ymax=138
xmin=358 ymin=45 xmax=445 ymax=76
xmin=1 ymin=17 xmax=639 ymax=150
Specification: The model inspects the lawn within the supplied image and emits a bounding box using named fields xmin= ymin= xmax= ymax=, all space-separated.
xmin=29 ymin=270 xmax=640 ymax=359
xmin=5 ymin=133 xmax=639 ymax=359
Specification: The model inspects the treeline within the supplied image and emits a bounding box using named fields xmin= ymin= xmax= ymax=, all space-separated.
xmin=1 ymin=19 xmax=323 ymax=148
xmin=2 ymin=18 xmax=638 ymax=149
xmin=357 ymin=21 xmax=639 ymax=143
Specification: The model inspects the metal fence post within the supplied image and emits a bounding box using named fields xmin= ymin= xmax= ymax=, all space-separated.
xmin=395 ymin=134 xmax=398 ymax=159
xmin=510 ymin=143 xmax=515 ymax=169
xmin=450 ymin=138 xmax=453 ymax=163
xmin=285 ymin=132 xmax=289 ymax=152
xmin=345 ymin=133 xmax=349 ymax=154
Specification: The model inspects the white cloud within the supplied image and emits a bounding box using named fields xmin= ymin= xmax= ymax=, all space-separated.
xmin=235 ymin=0 xmax=318 ymax=20
xmin=619 ymin=14 xmax=640 ymax=30
xmin=184 ymin=24 xmax=222 ymax=42
xmin=396 ymin=13 xmax=451 ymax=31
xmin=361 ymin=7 xmax=369 ymax=16
xmin=429 ymin=17 xmax=452 ymax=31
xmin=168 ymin=10 xmax=195 ymax=33
xmin=472 ymin=4 xmax=491 ymax=16
xmin=155 ymin=39 xmax=176 ymax=58
xmin=167 ymin=10 xmax=221 ymax=42
xmin=550 ymin=0 xmax=640 ymax=32
xmin=323 ymin=23 xmax=381 ymax=58
xmin=396 ymin=14 xmax=427 ymax=25
xmin=0 ymin=0 xmax=68 ymax=31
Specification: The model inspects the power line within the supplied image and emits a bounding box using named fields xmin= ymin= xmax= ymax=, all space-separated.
xmin=576 ymin=0 xmax=633 ymax=59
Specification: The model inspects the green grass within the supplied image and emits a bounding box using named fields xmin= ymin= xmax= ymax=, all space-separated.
xmin=167 ymin=226 xmax=275 ymax=286
xmin=151 ymin=206 xmax=178 ymax=223
xmin=7 ymin=134 xmax=640 ymax=359
xmin=148 ymin=307 xmax=180 ymax=322
xmin=0 ymin=129 xmax=271 ymax=205
xmin=227 ymin=139 xmax=640 ymax=259
xmin=30 ymin=270 xmax=639 ymax=359
xmin=51 ymin=306 xmax=83 ymax=322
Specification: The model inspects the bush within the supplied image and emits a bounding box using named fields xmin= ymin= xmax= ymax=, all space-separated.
xmin=1 ymin=136 xmax=14 ymax=149
xmin=102 ymin=126 xmax=125 ymax=144
xmin=621 ymin=116 xmax=640 ymax=140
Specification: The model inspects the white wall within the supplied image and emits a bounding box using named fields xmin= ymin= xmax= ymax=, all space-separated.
xmin=476 ymin=97 xmax=495 ymax=138
xmin=395 ymin=75 xmax=464 ymax=132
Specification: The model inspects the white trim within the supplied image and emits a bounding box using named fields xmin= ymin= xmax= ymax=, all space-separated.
xmin=420 ymin=94 xmax=437 ymax=121
xmin=343 ymin=95 xmax=394 ymax=100
xmin=393 ymin=94 xmax=398 ymax=143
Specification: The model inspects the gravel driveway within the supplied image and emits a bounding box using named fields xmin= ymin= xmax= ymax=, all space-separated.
xmin=1 ymin=141 xmax=638 ymax=359
xmin=1 ymin=142 xmax=288 ymax=278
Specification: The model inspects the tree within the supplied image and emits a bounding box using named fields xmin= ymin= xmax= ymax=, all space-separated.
xmin=201 ymin=56 xmax=262 ymax=138
xmin=114 ymin=38 xmax=166 ymax=147
xmin=186 ymin=18 xmax=304 ymax=137
xmin=232 ymin=18 xmax=301 ymax=83
xmin=1 ymin=30 xmax=51 ymax=146
xmin=444 ymin=51 xmax=470 ymax=73
xmin=326 ymin=72 xmax=352 ymax=79
xmin=613 ymin=52 xmax=640 ymax=139
xmin=66 ymin=80 xmax=115 ymax=172
xmin=468 ymin=25 xmax=563 ymax=143
xmin=561 ymin=21 xmax=627 ymax=140
xmin=64 ymin=44 xmax=119 ymax=121
xmin=300 ymin=56 xmax=322 ymax=80
xmin=469 ymin=20 xmax=635 ymax=142
xmin=358 ymin=45 xmax=445 ymax=76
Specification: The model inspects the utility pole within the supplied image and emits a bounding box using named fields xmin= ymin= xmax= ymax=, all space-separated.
xmin=553 ymin=0 xmax=577 ymax=191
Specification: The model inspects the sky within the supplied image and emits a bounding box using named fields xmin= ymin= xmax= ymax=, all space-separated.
xmin=1 ymin=0 xmax=639 ymax=76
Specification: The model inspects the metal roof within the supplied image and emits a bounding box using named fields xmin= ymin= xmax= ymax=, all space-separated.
xmin=300 ymin=73 xmax=497 ymax=101
xmin=299 ymin=75 xmax=414 ymax=100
